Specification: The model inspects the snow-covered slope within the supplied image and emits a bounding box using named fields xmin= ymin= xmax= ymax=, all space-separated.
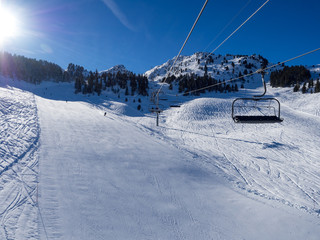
xmin=0 ymin=86 xmax=39 ymax=239
xmin=145 ymin=52 xmax=273 ymax=85
xmin=1 ymin=73 xmax=320 ymax=239
xmin=139 ymin=95 xmax=320 ymax=212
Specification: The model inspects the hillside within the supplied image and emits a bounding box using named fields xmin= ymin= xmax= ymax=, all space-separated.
xmin=145 ymin=52 xmax=275 ymax=85
xmin=2 ymin=51 xmax=318 ymax=100
xmin=1 ymin=70 xmax=320 ymax=239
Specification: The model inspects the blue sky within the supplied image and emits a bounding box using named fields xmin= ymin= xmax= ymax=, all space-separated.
xmin=2 ymin=0 xmax=320 ymax=73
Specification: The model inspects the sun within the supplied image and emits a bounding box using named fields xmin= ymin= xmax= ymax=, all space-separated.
xmin=0 ymin=6 xmax=18 ymax=45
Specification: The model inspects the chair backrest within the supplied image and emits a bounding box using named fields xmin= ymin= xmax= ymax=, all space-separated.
xmin=232 ymin=97 xmax=283 ymax=124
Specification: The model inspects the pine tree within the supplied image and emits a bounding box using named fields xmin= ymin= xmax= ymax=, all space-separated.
xmin=74 ymin=76 xmax=82 ymax=93
xmin=235 ymin=84 xmax=239 ymax=92
xmin=315 ymin=79 xmax=320 ymax=93
xmin=293 ymin=83 xmax=300 ymax=92
xmin=87 ymin=72 xmax=94 ymax=93
xmin=308 ymin=79 xmax=314 ymax=89
xmin=301 ymin=82 xmax=307 ymax=94
xmin=130 ymin=77 xmax=137 ymax=96
xmin=204 ymin=64 xmax=208 ymax=77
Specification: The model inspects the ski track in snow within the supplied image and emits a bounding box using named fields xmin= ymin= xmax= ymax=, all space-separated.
xmin=0 ymin=87 xmax=40 ymax=240
xmin=36 ymin=97 xmax=220 ymax=240
xmin=135 ymin=97 xmax=320 ymax=214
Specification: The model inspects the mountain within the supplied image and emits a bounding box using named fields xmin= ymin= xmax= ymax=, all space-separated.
xmin=100 ymin=64 xmax=133 ymax=76
xmin=145 ymin=52 xmax=272 ymax=82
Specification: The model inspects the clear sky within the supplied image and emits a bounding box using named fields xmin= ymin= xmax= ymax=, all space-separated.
xmin=1 ymin=0 xmax=319 ymax=73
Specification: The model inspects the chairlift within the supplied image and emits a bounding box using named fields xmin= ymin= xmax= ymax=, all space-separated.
xmin=151 ymin=89 xmax=181 ymax=109
xmin=149 ymin=104 xmax=164 ymax=113
xmin=149 ymin=103 xmax=164 ymax=126
xmin=149 ymin=89 xmax=181 ymax=126
xmin=169 ymin=99 xmax=181 ymax=108
xmin=170 ymin=104 xmax=181 ymax=108
xmin=232 ymin=71 xmax=283 ymax=123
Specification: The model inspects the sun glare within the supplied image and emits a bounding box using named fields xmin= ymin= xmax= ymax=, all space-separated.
xmin=0 ymin=6 xmax=18 ymax=45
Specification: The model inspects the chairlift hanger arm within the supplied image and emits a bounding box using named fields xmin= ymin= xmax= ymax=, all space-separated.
xmin=254 ymin=71 xmax=267 ymax=98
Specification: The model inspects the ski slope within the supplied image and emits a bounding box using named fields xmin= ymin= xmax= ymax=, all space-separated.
xmin=0 ymin=86 xmax=39 ymax=239
xmin=1 ymin=80 xmax=320 ymax=239
xmin=139 ymin=95 xmax=320 ymax=212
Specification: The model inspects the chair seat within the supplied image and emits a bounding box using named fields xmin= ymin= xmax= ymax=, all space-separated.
xmin=233 ymin=115 xmax=283 ymax=123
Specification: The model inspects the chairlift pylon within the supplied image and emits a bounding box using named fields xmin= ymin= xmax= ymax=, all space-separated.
xmin=232 ymin=71 xmax=283 ymax=124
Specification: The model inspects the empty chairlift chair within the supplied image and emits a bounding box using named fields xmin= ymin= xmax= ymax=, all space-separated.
xmin=232 ymin=72 xmax=283 ymax=124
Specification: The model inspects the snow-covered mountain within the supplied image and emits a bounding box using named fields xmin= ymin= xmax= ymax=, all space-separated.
xmin=100 ymin=64 xmax=132 ymax=75
xmin=145 ymin=52 xmax=273 ymax=82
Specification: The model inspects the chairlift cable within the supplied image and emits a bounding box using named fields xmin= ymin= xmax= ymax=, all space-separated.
xmin=156 ymin=0 xmax=209 ymax=98
xmin=169 ymin=0 xmax=270 ymax=92
xmin=203 ymin=0 xmax=270 ymax=63
xmin=202 ymin=0 xmax=253 ymax=52
xmin=154 ymin=0 xmax=269 ymax=98
xmin=262 ymin=47 xmax=320 ymax=72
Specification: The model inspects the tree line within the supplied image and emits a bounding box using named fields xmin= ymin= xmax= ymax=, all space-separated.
xmin=0 ymin=52 xmax=149 ymax=96
xmin=70 ymin=63 xmax=149 ymax=96
xmin=2 ymin=51 xmax=318 ymax=96
xmin=293 ymin=79 xmax=320 ymax=94
xmin=0 ymin=51 xmax=68 ymax=84
xmin=270 ymin=65 xmax=320 ymax=94
xmin=167 ymin=74 xmax=239 ymax=96
xmin=270 ymin=66 xmax=311 ymax=87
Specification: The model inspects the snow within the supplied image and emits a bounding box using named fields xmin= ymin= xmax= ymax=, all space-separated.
xmin=144 ymin=52 xmax=278 ymax=89
xmin=144 ymin=96 xmax=320 ymax=212
xmin=1 ymin=72 xmax=320 ymax=239
xmin=0 ymin=86 xmax=39 ymax=239
xmin=100 ymin=64 xmax=132 ymax=76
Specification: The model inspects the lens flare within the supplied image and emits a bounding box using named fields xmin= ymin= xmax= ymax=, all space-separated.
xmin=0 ymin=6 xmax=18 ymax=45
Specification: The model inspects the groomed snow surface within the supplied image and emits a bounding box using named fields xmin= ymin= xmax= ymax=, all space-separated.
xmin=1 ymin=80 xmax=320 ymax=239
